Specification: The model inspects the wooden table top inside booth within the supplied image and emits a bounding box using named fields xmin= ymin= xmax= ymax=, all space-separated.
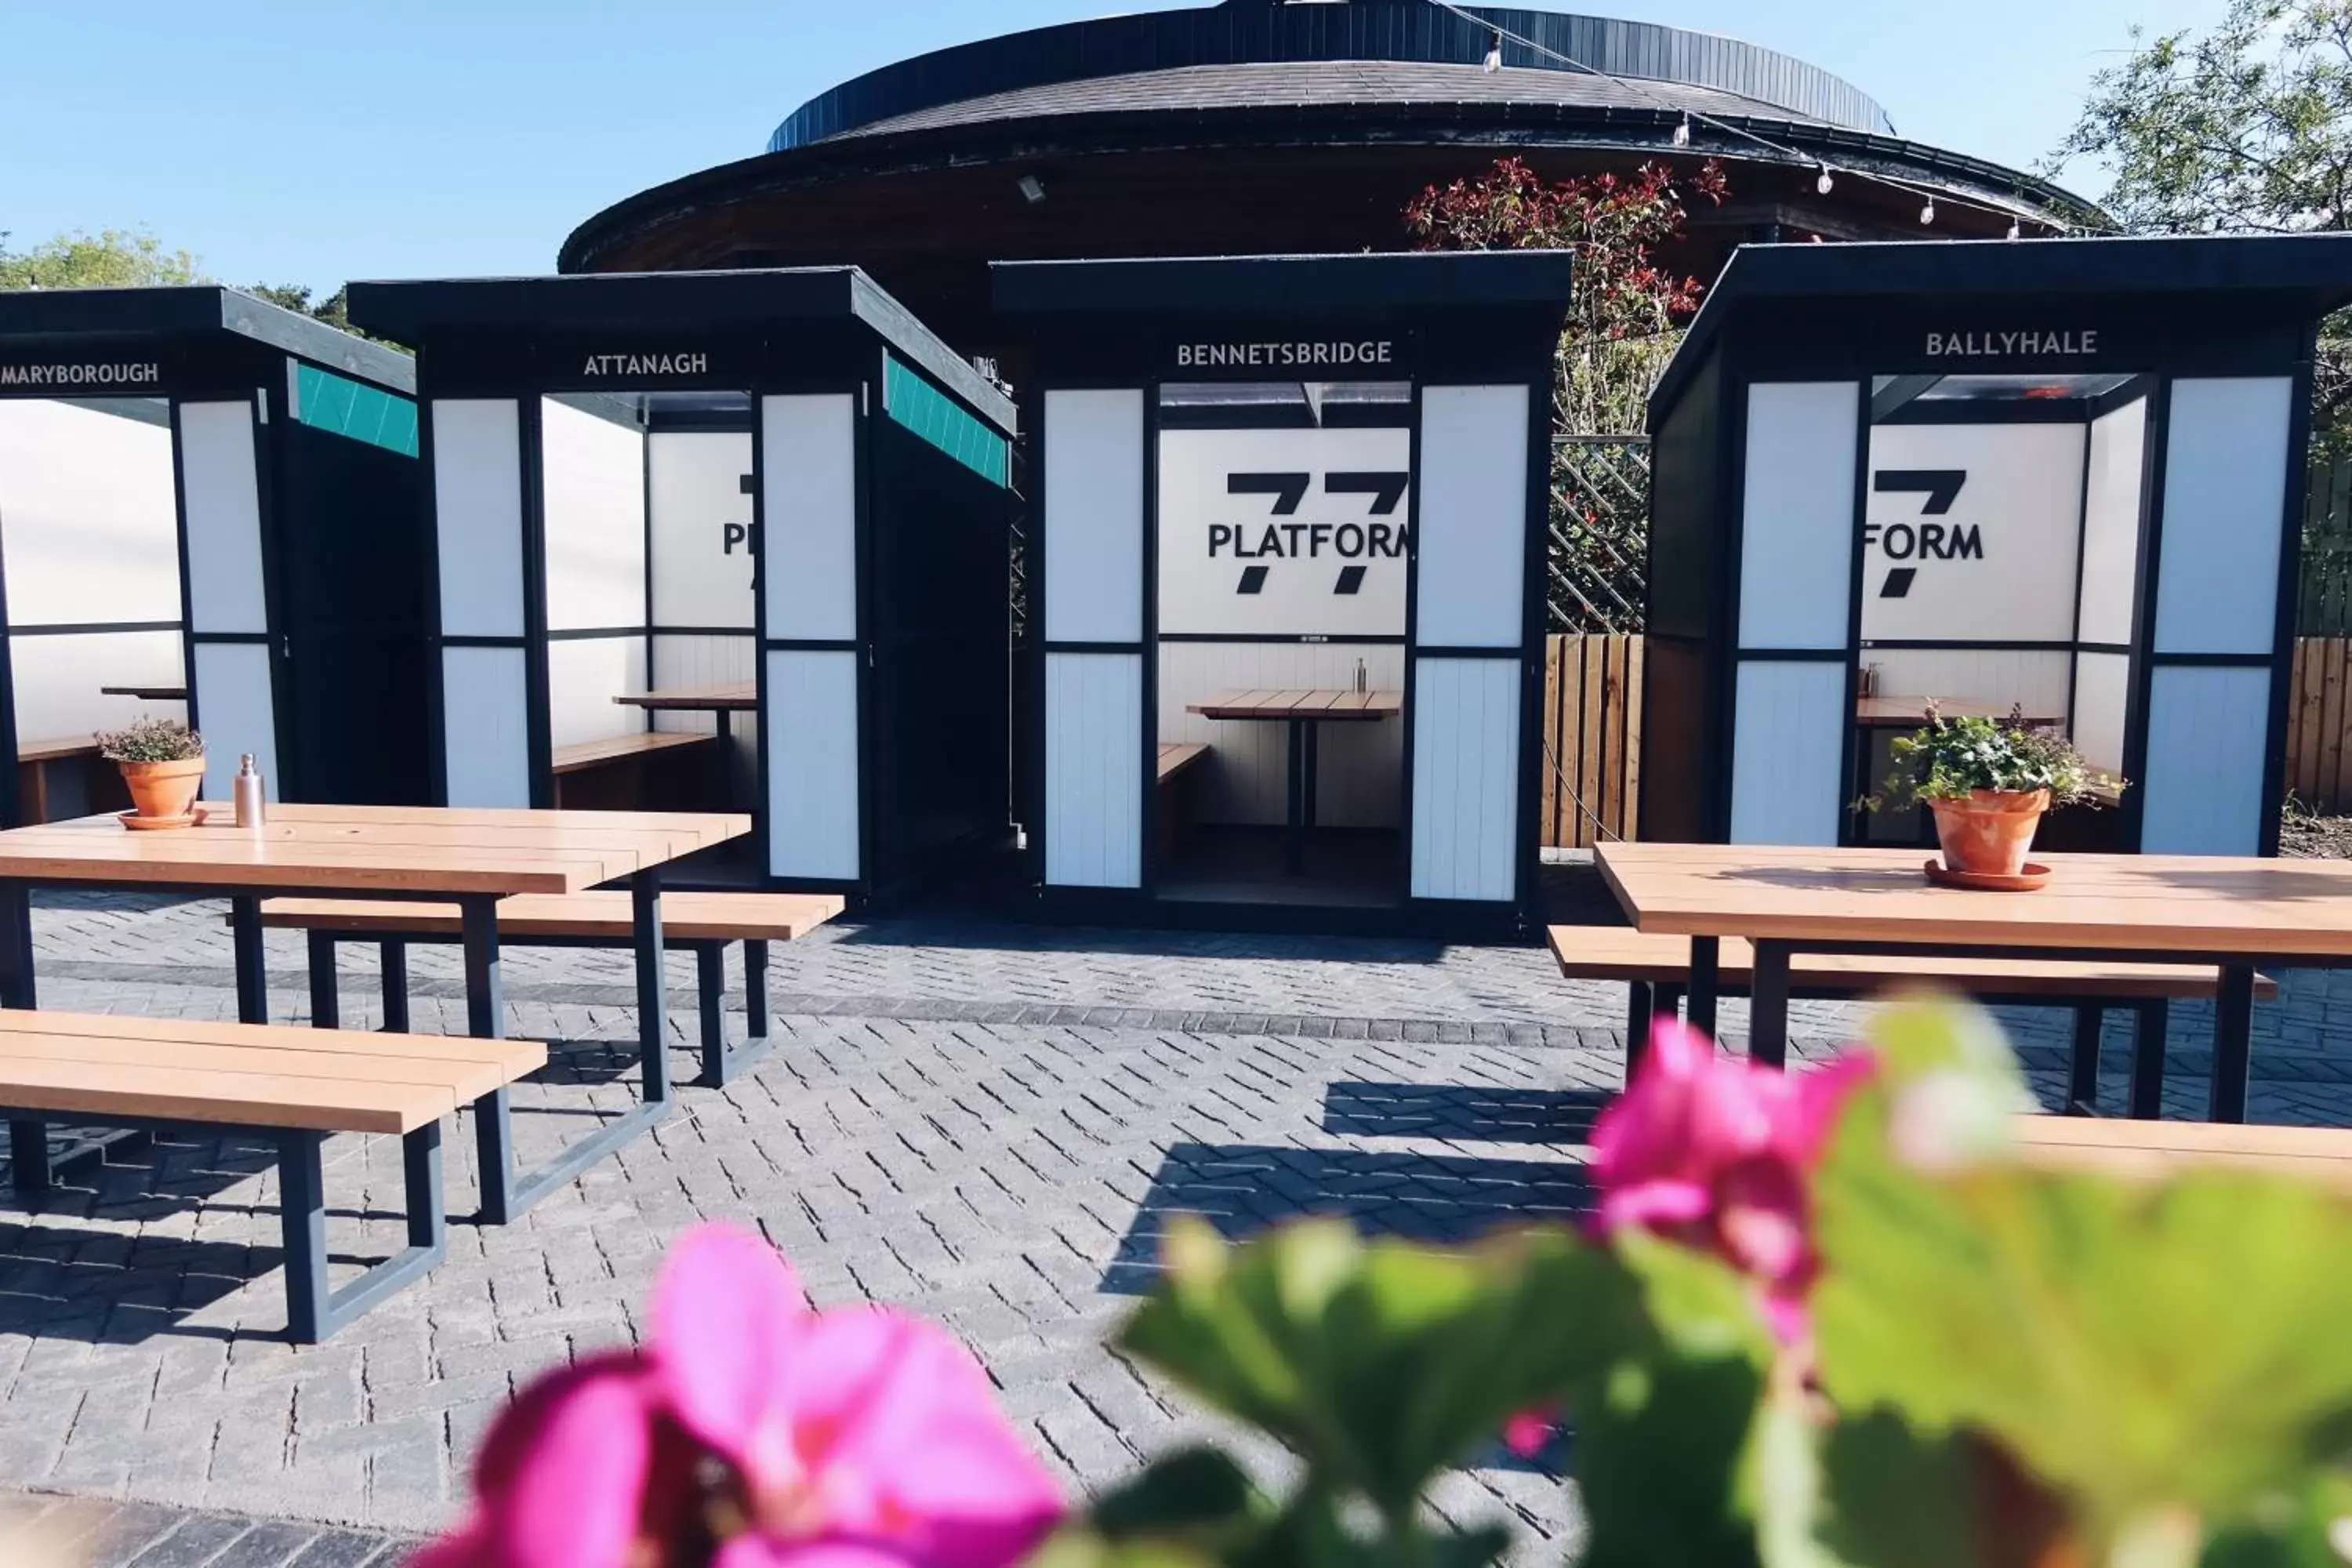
xmin=1188 ymin=688 xmax=1404 ymax=722
xmin=0 ymin=803 xmax=752 ymax=896
xmin=613 ymin=682 xmax=758 ymax=713
xmin=100 ymin=684 xmax=188 ymax=702
xmin=1853 ymin=696 xmax=2064 ymax=727
xmin=1595 ymin=842 xmax=2352 ymax=962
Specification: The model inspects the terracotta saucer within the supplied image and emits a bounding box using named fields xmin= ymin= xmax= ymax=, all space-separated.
xmin=118 ymin=808 xmax=208 ymax=832
xmin=1924 ymin=858 xmax=2049 ymax=892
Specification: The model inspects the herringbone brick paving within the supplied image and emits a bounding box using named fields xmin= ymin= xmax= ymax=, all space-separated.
xmin=5 ymin=887 xmax=2349 ymax=1565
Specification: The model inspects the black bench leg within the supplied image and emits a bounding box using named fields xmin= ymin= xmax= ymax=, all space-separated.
xmin=380 ymin=941 xmax=410 ymax=1034
xmin=2066 ymin=1005 xmax=2103 ymax=1116
xmin=230 ymin=895 xmax=267 ymax=1025
xmin=278 ymin=1121 xmax=447 ymax=1344
xmin=2208 ymin=965 xmax=2256 ymax=1125
xmin=695 ymin=944 xmax=726 ymax=1087
xmin=1748 ymin=940 xmax=1790 ymax=1069
xmin=307 ymin=931 xmax=339 ymax=1030
xmin=9 ymin=1117 xmax=49 ymax=1194
xmin=1625 ymin=980 xmax=1654 ymax=1073
xmin=2129 ymin=1000 xmax=2169 ymax=1120
xmin=0 ymin=878 xmax=35 ymax=1010
xmin=636 ymin=872 xmax=671 ymax=1106
xmin=1686 ymin=937 xmax=1719 ymax=1038
xmin=744 ymin=940 xmax=771 ymax=1044
xmin=462 ymin=895 xmax=515 ymax=1225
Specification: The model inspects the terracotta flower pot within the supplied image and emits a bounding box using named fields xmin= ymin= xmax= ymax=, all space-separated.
xmin=1928 ymin=788 xmax=2050 ymax=877
xmin=117 ymin=755 xmax=206 ymax=824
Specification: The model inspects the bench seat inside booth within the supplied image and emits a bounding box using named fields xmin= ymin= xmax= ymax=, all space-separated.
xmin=550 ymin=731 xmax=717 ymax=810
xmin=16 ymin=737 xmax=125 ymax=826
xmin=1156 ymin=742 xmax=1210 ymax=857
xmin=0 ymin=1009 xmax=544 ymax=1341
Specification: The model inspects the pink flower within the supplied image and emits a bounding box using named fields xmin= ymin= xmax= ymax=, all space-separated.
xmin=1501 ymin=1407 xmax=1557 ymax=1459
xmin=652 ymin=1225 xmax=1064 ymax=1567
xmin=415 ymin=1225 xmax=1062 ymax=1568
xmin=1590 ymin=1021 xmax=1871 ymax=1337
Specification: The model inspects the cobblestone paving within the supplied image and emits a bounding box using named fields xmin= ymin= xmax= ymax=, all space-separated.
xmin=5 ymin=886 xmax=2350 ymax=1564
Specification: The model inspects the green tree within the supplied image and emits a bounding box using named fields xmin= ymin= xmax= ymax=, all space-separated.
xmin=2048 ymin=0 xmax=2352 ymax=448
xmin=0 ymin=227 xmax=201 ymax=289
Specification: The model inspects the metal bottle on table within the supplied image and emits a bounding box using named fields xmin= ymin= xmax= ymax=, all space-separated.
xmin=234 ymin=753 xmax=267 ymax=830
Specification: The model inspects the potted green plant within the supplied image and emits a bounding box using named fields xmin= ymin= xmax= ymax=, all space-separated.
xmin=1874 ymin=702 xmax=2122 ymax=880
xmin=95 ymin=717 xmax=205 ymax=827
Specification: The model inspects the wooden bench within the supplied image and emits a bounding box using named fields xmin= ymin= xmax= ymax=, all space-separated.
xmin=1549 ymin=924 xmax=2278 ymax=1116
xmin=1156 ymin=742 xmax=1210 ymax=858
xmin=551 ymin=731 xmax=717 ymax=810
xmin=16 ymin=738 xmax=123 ymax=826
xmin=0 ymin=1010 xmax=543 ymax=1341
xmin=260 ymin=891 xmax=844 ymax=1087
xmin=2013 ymin=1112 xmax=2352 ymax=1190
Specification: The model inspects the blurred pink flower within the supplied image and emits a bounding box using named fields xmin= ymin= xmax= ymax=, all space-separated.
xmin=1590 ymin=1020 xmax=1871 ymax=1337
xmin=1501 ymin=1407 xmax=1557 ymax=1459
xmin=415 ymin=1225 xmax=1062 ymax=1568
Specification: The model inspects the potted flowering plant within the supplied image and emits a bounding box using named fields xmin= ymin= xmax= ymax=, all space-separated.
xmin=420 ymin=1003 xmax=2352 ymax=1568
xmin=95 ymin=716 xmax=205 ymax=826
xmin=1874 ymin=702 xmax=2122 ymax=880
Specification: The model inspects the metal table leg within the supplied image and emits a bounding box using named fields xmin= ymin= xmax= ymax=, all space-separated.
xmin=1748 ymin=940 xmax=1790 ymax=1069
xmin=1 ymin=880 xmax=42 ymax=1186
xmin=2208 ymin=965 xmax=2256 ymax=1124
xmin=1686 ymin=936 xmax=1720 ymax=1038
xmin=462 ymin=894 xmax=516 ymax=1224
xmin=2066 ymin=1005 xmax=2103 ymax=1115
xmin=279 ymin=1120 xmax=447 ymax=1344
xmin=229 ymin=895 xmax=267 ymax=1024
xmin=307 ymin=931 xmax=339 ymax=1030
xmin=379 ymin=941 xmax=410 ymax=1033
xmin=1624 ymin=980 xmax=1655 ymax=1066
xmin=2129 ymin=1000 xmax=2168 ymax=1120
xmin=1284 ymin=718 xmax=1308 ymax=876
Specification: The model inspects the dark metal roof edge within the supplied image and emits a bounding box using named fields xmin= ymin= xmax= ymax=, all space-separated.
xmin=0 ymin=285 xmax=414 ymax=395
xmin=1649 ymin=232 xmax=2352 ymax=422
xmin=990 ymin=249 xmax=1577 ymax=316
xmin=847 ymin=273 xmax=1016 ymax=434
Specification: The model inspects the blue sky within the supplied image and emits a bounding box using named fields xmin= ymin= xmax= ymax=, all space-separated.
xmin=2 ymin=0 xmax=2222 ymax=293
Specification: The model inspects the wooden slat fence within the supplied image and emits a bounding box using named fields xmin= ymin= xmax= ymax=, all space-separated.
xmin=2289 ymin=637 xmax=2352 ymax=813
xmin=1540 ymin=633 xmax=1642 ymax=848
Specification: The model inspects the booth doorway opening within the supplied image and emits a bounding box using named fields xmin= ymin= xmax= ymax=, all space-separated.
xmin=1152 ymin=379 xmax=1410 ymax=907
xmin=539 ymin=389 xmax=759 ymax=876
xmin=1851 ymin=370 xmax=2151 ymax=851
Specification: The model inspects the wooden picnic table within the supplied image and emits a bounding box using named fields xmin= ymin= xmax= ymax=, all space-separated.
xmin=614 ymin=683 xmax=757 ymax=806
xmin=1185 ymin=688 xmax=1403 ymax=874
xmin=100 ymin=683 xmax=188 ymax=701
xmin=0 ymin=802 xmax=750 ymax=1218
xmin=1595 ymin=842 xmax=2352 ymax=1123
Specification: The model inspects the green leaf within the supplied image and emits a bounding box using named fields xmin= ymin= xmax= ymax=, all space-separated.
xmin=2201 ymin=1468 xmax=2352 ymax=1568
xmin=1806 ymin=1413 xmax=1987 ymax=1568
xmin=1117 ymin=1218 xmax=1642 ymax=1516
xmin=1088 ymin=1446 xmax=1272 ymax=1546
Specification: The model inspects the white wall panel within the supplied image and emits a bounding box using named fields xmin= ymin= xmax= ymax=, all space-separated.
xmin=2140 ymin=663 xmax=2270 ymax=855
xmin=1741 ymin=383 xmax=1859 ymax=650
xmin=1156 ymin=642 xmax=1405 ymax=827
xmin=1409 ymin=656 xmax=1521 ymax=902
xmin=1864 ymin=648 xmax=2074 ymax=726
xmin=1861 ymin=419 xmax=2085 ymax=644
xmin=192 ymin=641 xmax=278 ymax=800
xmin=2154 ymin=378 xmax=2293 ymax=655
xmin=1044 ymin=390 xmax=1144 ymax=645
xmin=1414 ymin=386 xmax=1529 ymax=649
xmin=546 ymin=634 xmax=647 ymax=749
xmin=0 ymin=401 xmax=180 ymax=625
xmin=1730 ymin=661 xmax=1846 ymax=846
xmin=649 ymin=431 xmax=756 ymax=630
xmin=2071 ymin=651 xmax=2131 ymax=777
xmin=178 ymin=401 xmax=269 ymax=636
xmin=766 ymin=649 xmax=860 ymax=880
xmin=2078 ymin=399 xmax=2148 ymax=646
xmin=10 ymin=631 xmax=184 ymax=744
xmin=441 ymin=645 xmax=531 ymax=808
xmin=760 ymin=395 xmax=858 ymax=643
xmin=1044 ymin=652 xmax=1142 ymax=887
xmin=431 ymin=401 xmax=527 ymax=640
xmin=540 ymin=397 xmax=646 ymax=632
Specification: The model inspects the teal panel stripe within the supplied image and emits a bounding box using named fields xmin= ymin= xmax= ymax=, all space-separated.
xmin=293 ymin=364 xmax=419 ymax=459
xmin=882 ymin=353 xmax=1007 ymax=488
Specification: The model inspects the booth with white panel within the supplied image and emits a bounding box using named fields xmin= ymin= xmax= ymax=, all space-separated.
xmin=1639 ymin=234 xmax=2352 ymax=857
xmin=346 ymin=270 xmax=1016 ymax=898
xmin=993 ymin=252 xmax=1574 ymax=933
xmin=0 ymin=288 xmax=427 ymax=822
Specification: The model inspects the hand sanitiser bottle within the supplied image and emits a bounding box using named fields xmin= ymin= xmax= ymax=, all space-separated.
xmin=234 ymin=753 xmax=267 ymax=830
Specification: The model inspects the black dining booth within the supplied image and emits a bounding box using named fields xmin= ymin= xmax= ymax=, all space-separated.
xmin=1639 ymin=233 xmax=2352 ymax=859
xmin=991 ymin=251 xmax=1576 ymax=935
xmin=0 ymin=286 xmax=429 ymax=822
xmin=345 ymin=268 xmax=1018 ymax=900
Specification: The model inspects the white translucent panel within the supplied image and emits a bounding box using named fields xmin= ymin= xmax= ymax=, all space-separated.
xmin=0 ymin=400 xmax=180 ymax=626
xmin=10 ymin=631 xmax=184 ymax=747
xmin=1044 ymin=390 xmax=1144 ymax=645
xmin=649 ymin=431 xmax=756 ymax=630
xmin=2154 ymin=378 xmax=2293 ymax=656
xmin=192 ymin=641 xmax=278 ymax=801
xmin=1414 ymin=385 xmax=1528 ymax=649
xmin=2078 ymin=398 xmax=2148 ymax=646
xmin=440 ymin=645 xmax=531 ymax=808
xmin=760 ymin=395 xmax=857 ymax=643
xmin=1044 ymin=651 xmax=1142 ymax=887
xmin=2140 ymin=664 xmax=2270 ymax=855
xmin=2071 ymin=651 xmax=2131 ymax=778
xmin=765 ymin=648 xmax=861 ymax=880
xmin=546 ymin=634 xmax=647 ymax=749
xmin=1860 ymin=419 xmax=2082 ymax=644
xmin=540 ymin=397 xmax=647 ymax=632
xmin=1409 ymin=655 xmax=1522 ymax=901
xmin=431 ymin=401 xmax=527 ymax=640
xmin=180 ymin=401 xmax=270 ymax=636
xmin=1739 ymin=383 xmax=1857 ymax=651
xmin=1730 ymin=660 xmax=1846 ymax=846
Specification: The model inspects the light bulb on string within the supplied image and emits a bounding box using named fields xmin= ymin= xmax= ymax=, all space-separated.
xmin=1920 ymin=197 xmax=1936 ymax=225
xmin=1671 ymin=114 xmax=1691 ymax=147
xmin=1815 ymin=165 xmax=1835 ymax=195
xmin=1483 ymin=32 xmax=1502 ymax=71
xmin=2006 ymin=218 xmax=2023 ymax=240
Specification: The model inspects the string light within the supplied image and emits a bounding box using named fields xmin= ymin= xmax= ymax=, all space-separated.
xmin=1422 ymin=0 xmax=2067 ymax=236
xmin=2006 ymin=218 xmax=2023 ymax=241
xmin=1671 ymin=113 xmax=1692 ymax=148
xmin=1920 ymin=197 xmax=1936 ymax=226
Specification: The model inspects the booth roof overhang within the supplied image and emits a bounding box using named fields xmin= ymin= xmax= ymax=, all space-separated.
xmin=1652 ymin=232 xmax=2352 ymax=420
xmin=347 ymin=266 xmax=1011 ymax=433
xmin=990 ymin=249 xmax=1578 ymax=320
xmin=0 ymin=285 xmax=416 ymax=395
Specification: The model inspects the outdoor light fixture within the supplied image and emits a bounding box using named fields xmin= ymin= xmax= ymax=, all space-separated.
xmin=1672 ymin=114 xmax=1692 ymax=147
xmin=1018 ymin=173 xmax=1047 ymax=205
xmin=1816 ymin=165 xmax=1835 ymax=195
xmin=1919 ymin=197 xmax=1936 ymax=225
xmin=2006 ymin=218 xmax=2024 ymax=241
xmin=1483 ymin=32 xmax=1502 ymax=71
